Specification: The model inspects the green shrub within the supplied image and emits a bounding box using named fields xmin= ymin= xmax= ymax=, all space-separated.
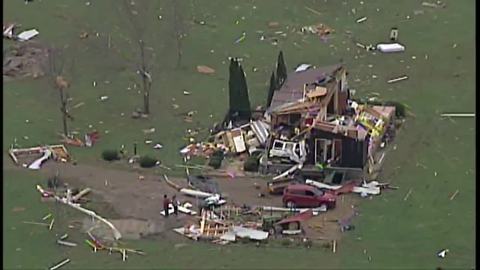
xmin=139 ymin=155 xmax=158 ymax=168
xmin=244 ymin=155 xmax=260 ymax=172
xmin=208 ymin=151 xmax=224 ymax=169
xmin=102 ymin=149 xmax=120 ymax=161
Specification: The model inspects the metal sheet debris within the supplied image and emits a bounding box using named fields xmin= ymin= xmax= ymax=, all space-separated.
xmin=17 ymin=29 xmax=39 ymax=41
xmin=232 ymin=226 xmax=269 ymax=241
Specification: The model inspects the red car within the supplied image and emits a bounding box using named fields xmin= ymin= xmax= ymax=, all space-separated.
xmin=282 ymin=184 xmax=336 ymax=209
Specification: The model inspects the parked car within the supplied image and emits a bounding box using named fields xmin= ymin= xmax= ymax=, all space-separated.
xmin=282 ymin=184 xmax=336 ymax=209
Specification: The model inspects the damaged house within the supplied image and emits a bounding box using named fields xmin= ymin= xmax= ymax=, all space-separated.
xmin=262 ymin=64 xmax=396 ymax=176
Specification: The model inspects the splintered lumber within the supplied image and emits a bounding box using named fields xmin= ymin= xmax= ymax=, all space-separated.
xmin=272 ymin=164 xmax=301 ymax=180
xmin=305 ymin=6 xmax=321 ymax=15
xmin=356 ymin=17 xmax=367 ymax=23
xmin=57 ymin=240 xmax=78 ymax=247
xmin=42 ymin=213 xmax=52 ymax=220
xmin=23 ymin=221 xmax=49 ymax=226
xmin=71 ymin=188 xmax=91 ymax=201
xmin=163 ymin=174 xmax=182 ymax=191
xmin=403 ymin=188 xmax=413 ymax=201
xmin=332 ymin=240 xmax=337 ymax=253
xmin=49 ymin=258 xmax=70 ymax=270
xmin=441 ymin=113 xmax=475 ymax=118
xmin=449 ymin=189 xmax=459 ymax=200
xmin=387 ymin=75 xmax=408 ymax=84
xmin=49 ymin=218 xmax=55 ymax=230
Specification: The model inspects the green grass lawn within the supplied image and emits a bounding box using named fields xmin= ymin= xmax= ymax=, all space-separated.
xmin=4 ymin=0 xmax=475 ymax=269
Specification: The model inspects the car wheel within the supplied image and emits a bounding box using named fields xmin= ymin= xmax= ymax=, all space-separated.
xmin=286 ymin=201 xmax=296 ymax=208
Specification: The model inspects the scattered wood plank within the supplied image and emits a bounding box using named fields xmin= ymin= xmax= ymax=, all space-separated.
xmin=57 ymin=240 xmax=78 ymax=247
xmin=72 ymin=102 xmax=85 ymax=109
xmin=332 ymin=240 xmax=337 ymax=253
xmin=48 ymin=218 xmax=55 ymax=230
xmin=22 ymin=221 xmax=49 ymax=226
xmin=403 ymin=188 xmax=413 ymax=201
xmin=387 ymin=75 xmax=408 ymax=84
xmin=441 ymin=113 xmax=475 ymax=118
xmin=449 ymin=189 xmax=459 ymax=200
xmin=356 ymin=17 xmax=367 ymax=23
xmin=49 ymin=258 xmax=70 ymax=270
xmin=305 ymin=6 xmax=322 ymax=15
xmin=72 ymin=188 xmax=91 ymax=202
xmin=42 ymin=213 xmax=52 ymax=220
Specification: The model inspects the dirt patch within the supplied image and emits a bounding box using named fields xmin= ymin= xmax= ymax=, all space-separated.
xmin=29 ymin=162 xmax=358 ymax=243
xmin=82 ymin=218 xmax=160 ymax=241
xmin=3 ymin=41 xmax=49 ymax=81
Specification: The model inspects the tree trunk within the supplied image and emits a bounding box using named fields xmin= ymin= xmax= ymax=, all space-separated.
xmin=139 ymin=40 xmax=150 ymax=115
xmin=59 ymin=87 xmax=68 ymax=136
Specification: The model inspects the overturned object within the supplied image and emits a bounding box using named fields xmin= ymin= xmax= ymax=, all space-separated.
xmin=376 ymin=43 xmax=405 ymax=53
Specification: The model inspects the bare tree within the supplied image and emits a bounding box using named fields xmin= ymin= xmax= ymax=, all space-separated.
xmin=47 ymin=47 xmax=74 ymax=137
xmin=120 ymin=0 xmax=154 ymax=115
xmin=172 ymin=0 xmax=185 ymax=68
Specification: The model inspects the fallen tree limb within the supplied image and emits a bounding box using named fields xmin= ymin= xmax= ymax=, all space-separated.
xmin=72 ymin=188 xmax=91 ymax=202
xmin=36 ymin=185 xmax=122 ymax=240
xmin=163 ymin=174 xmax=182 ymax=191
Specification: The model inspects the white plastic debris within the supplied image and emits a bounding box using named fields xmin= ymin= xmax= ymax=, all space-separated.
xmin=437 ymin=249 xmax=449 ymax=258
xmin=295 ymin=64 xmax=312 ymax=72
xmin=376 ymin=43 xmax=405 ymax=53
xmin=153 ymin=143 xmax=163 ymax=149
xmin=17 ymin=29 xmax=39 ymax=41
xmin=99 ymin=96 xmax=109 ymax=101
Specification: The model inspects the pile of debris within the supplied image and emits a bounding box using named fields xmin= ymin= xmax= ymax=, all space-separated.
xmin=9 ymin=144 xmax=70 ymax=170
xmin=3 ymin=41 xmax=48 ymax=81
xmin=301 ymin=23 xmax=335 ymax=38
xmin=59 ymin=131 xmax=100 ymax=147
xmin=180 ymin=120 xmax=270 ymax=158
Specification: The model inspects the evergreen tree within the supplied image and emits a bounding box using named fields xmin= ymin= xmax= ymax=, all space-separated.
xmin=266 ymin=71 xmax=277 ymax=107
xmin=227 ymin=58 xmax=251 ymax=123
xmin=237 ymin=63 xmax=252 ymax=119
xmin=276 ymin=50 xmax=288 ymax=87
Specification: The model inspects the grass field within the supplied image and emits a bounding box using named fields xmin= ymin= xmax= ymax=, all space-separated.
xmin=3 ymin=0 xmax=475 ymax=269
